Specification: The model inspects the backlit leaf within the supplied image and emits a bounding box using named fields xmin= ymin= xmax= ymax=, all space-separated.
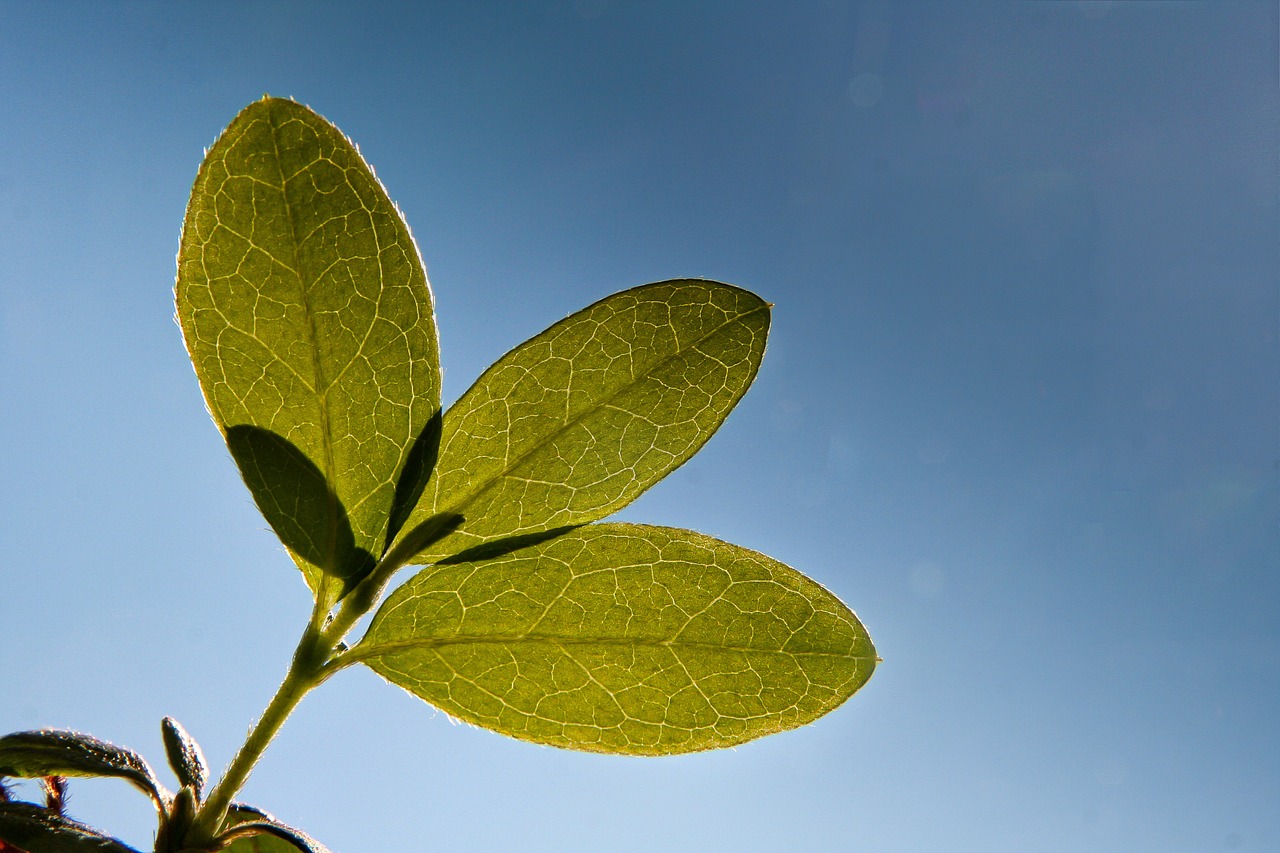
xmin=176 ymin=96 xmax=440 ymax=604
xmin=358 ymin=523 xmax=875 ymax=754
xmin=392 ymin=280 xmax=768 ymax=563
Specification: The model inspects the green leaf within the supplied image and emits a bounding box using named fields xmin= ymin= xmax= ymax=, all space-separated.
xmin=357 ymin=523 xmax=876 ymax=754
xmin=391 ymin=280 xmax=769 ymax=564
xmin=160 ymin=717 xmax=207 ymax=796
xmin=0 ymin=731 xmax=165 ymax=808
xmin=0 ymin=802 xmax=143 ymax=853
xmin=176 ymin=96 xmax=441 ymax=604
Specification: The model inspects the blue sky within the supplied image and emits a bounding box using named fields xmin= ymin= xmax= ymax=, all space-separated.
xmin=1 ymin=2 xmax=1276 ymax=851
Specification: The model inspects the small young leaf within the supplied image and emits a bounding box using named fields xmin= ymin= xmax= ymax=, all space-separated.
xmin=217 ymin=822 xmax=331 ymax=853
xmin=391 ymin=280 xmax=769 ymax=563
xmin=0 ymin=801 xmax=143 ymax=853
xmin=176 ymin=96 xmax=441 ymax=605
xmin=357 ymin=523 xmax=875 ymax=754
xmin=0 ymin=731 xmax=165 ymax=809
xmin=226 ymin=802 xmax=272 ymax=820
xmin=218 ymin=806 xmax=332 ymax=853
xmin=157 ymin=785 xmax=198 ymax=852
xmin=160 ymin=718 xmax=207 ymax=796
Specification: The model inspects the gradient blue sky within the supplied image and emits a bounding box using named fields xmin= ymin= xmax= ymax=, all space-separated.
xmin=1 ymin=2 xmax=1276 ymax=852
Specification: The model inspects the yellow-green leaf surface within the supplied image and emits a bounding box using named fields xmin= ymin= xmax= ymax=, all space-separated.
xmin=358 ymin=523 xmax=875 ymax=754
xmin=176 ymin=97 xmax=440 ymax=603
xmin=392 ymin=280 xmax=768 ymax=563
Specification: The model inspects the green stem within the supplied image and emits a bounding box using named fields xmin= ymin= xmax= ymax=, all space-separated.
xmin=187 ymin=623 xmax=330 ymax=846
xmin=320 ymin=512 xmax=462 ymax=650
xmin=183 ymin=515 xmax=458 ymax=847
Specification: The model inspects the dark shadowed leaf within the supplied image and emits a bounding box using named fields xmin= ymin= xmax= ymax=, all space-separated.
xmin=176 ymin=96 xmax=440 ymax=605
xmin=0 ymin=802 xmax=142 ymax=853
xmin=358 ymin=523 xmax=875 ymax=754
xmin=223 ymin=426 xmax=374 ymax=595
xmin=391 ymin=280 xmax=768 ymax=563
xmin=0 ymin=731 xmax=164 ymax=808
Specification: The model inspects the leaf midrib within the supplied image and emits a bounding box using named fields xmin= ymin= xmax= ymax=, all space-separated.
xmin=353 ymin=633 xmax=868 ymax=662
xmin=424 ymin=297 xmax=769 ymax=541
xmin=266 ymin=104 xmax=341 ymax=591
